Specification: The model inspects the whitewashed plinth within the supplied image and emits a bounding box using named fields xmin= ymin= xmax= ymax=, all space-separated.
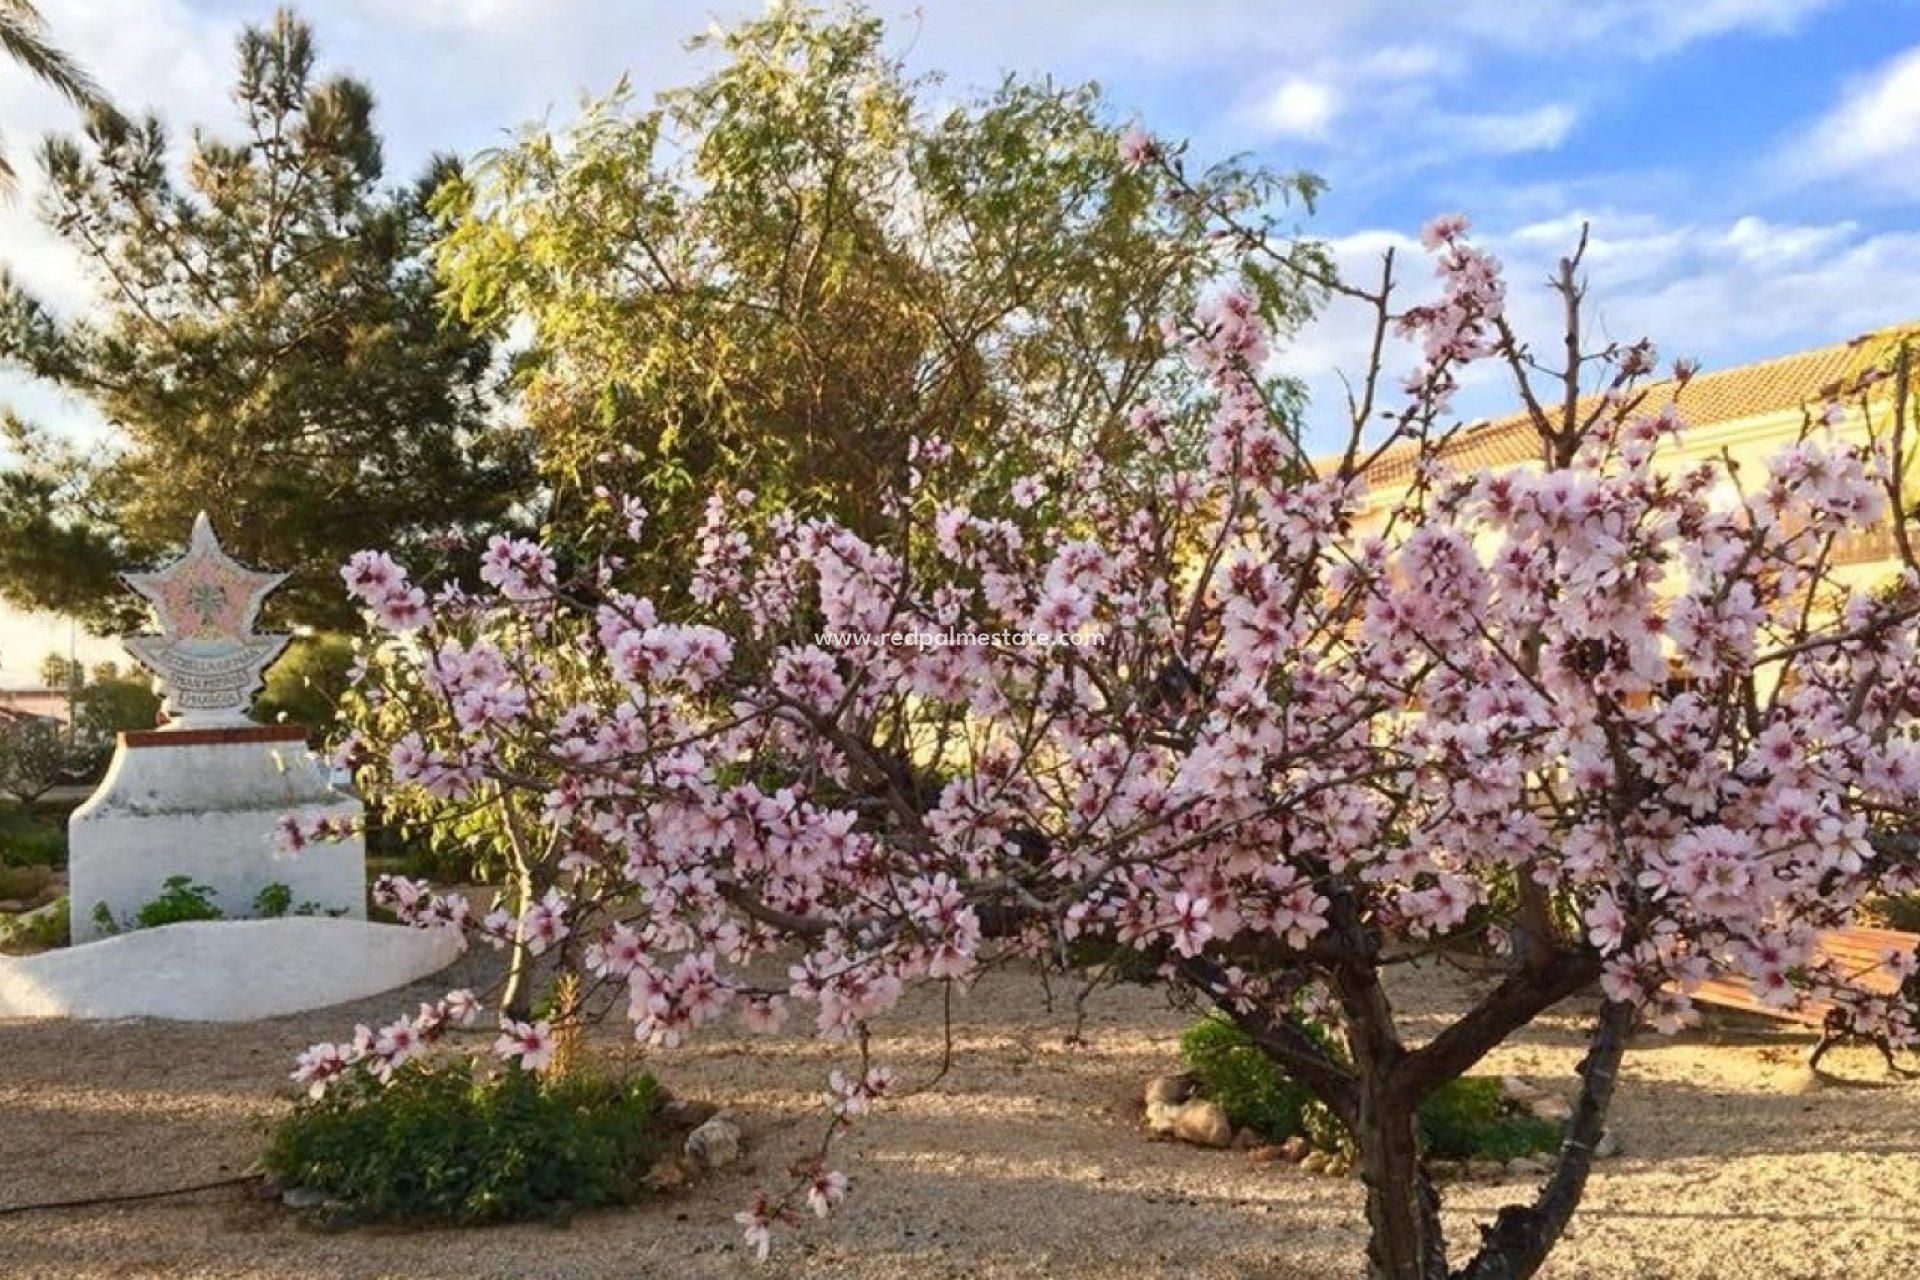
xmin=0 ymin=918 xmax=460 ymax=1021
xmin=69 ymin=726 xmax=365 ymax=943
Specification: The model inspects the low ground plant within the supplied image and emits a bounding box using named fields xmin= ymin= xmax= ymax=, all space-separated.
xmin=265 ymin=1058 xmax=665 ymax=1223
xmin=1181 ymin=1017 xmax=1558 ymax=1160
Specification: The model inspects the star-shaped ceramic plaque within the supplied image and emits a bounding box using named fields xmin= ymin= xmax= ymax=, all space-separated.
xmin=121 ymin=512 xmax=289 ymax=727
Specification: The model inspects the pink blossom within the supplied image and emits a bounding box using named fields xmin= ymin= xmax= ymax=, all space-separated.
xmin=805 ymin=1168 xmax=850 ymax=1218
xmin=494 ymin=1018 xmax=555 ymax=1072
xmin=291 ymin=1042 xmax=352 ymax=1099
xmin=1117 ymin=124 xmax=1155 ymax=168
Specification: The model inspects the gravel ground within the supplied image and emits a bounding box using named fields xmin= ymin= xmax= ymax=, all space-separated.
xmin=1 ymin=951 xmax=1917 ymax=1280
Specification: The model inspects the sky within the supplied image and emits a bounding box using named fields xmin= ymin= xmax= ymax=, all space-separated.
xmin=2 ymin=0 xmax=1920 ymax=679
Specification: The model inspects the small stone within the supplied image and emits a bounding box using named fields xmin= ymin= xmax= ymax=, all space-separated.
xmin=1300 ymin=1151 xmax=1330 ymax=1174
xmin=280 ymin=1186 xmax=328 ymax=1209
xmin=1247 ymin=1144 xmax=1286 ymax=1164
xmin=1170 ymin=1099 xmax=1233 ymax=1149
xmin=1500 ymin=1075 xmax=1543 ymax=1105
xmin=1593 ymin=1128 xmax=1623 ymax=1159
xmin=684 ymin=1114 xmax=743 ymax=1169
xmin=1230 ymin=1126 xmax=1259 ymax=1150
xmin=1429 ymin=1160 xmax=1462 ymax=1181
xmin=1277 ymin=1136 xmax=1311 ymax=1163
xmin=1505 ymin=1156 xmax=1550 ymax=1178
xmin=644 ymin=1155 xmax=688 ymax=1191
xmin=1143 ymin=1073 xmax=1197 ymax=1108
xmin=1530 ymin=1095 xmax=1573 ymax=1124
xmin=1465 ymin=1159 xmax=1502 ymax=1181
xmin=1143 ymin=1098 xmax=1179 ymax=1136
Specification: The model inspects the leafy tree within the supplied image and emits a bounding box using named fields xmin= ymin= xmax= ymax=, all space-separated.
xmin=0 ymin=711 xmax=70 ymax=801
xmin=435 ymin=1 xmax=1325 ymax=595
xmin=0 ymin=0 xmax=108 ymax=193
xmin=37 ymin=651 xmax=78 ymax=693
xmin=0 ymin=9 xmax=532 ymax=632
xmin=69 ymin=672 xmax=157 ymax=762
xmin=255 ymin=632 xmax=355 ymax=737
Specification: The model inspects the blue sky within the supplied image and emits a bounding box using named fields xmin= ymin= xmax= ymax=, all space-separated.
xmin=3 ymin=0 xmax=1920 ymax=675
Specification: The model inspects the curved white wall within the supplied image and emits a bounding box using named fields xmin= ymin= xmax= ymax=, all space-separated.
xmin=0 ymin=918 xmax=460 ymax=1021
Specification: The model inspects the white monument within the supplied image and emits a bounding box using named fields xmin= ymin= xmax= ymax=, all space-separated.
xmin=67 ymin=514 xmax=367 ymax=942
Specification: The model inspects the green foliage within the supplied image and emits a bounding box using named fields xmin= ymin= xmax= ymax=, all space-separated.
xmin=0 ymin=11 xmax=531 ymax=632
xmin=1865 ymin=894 xmax=1920 ymax=934
xmin=435 ymin=1 xmax=1323 ymax=599
xmin=0 ymin=0 xmax=110 ymax=193
xmin=0 ymin=713 xmax=75 ymax=802
xmin=130 ymin=875 xmax=224 ymax=929
xmin=38 ymin=652 xmax=81 ymax=693
xmin=254 ymin=882 xmax=294 ymax=918
xmin=70 ymin=676 xmax=161 ymax=750
xmin=1180 ymin=1016 xmax=1559 ymax=1160
xmin=253 ymin=881 xmax=331 ymax=918
xmin=1180 ymin=1014 xmax=1323 ymax=1141
xmin=264 ymin=1060 xmax=666 ymax=1223
xmin=0 ymin=862 xmax=51 ymax=901
xmin=256 ymin=634 xmax=357 ymax=738
xmin=1415 ymin=1076 xmax=1560 ymax=1162
xmin=0 ymin=895 xmax=70 ymax=952
xmin=0 ymin=800 xmax=67 ymax=868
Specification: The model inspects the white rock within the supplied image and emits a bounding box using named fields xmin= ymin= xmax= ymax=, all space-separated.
xmin=1170 ymin=1099 xmax=1233 ymax=1148
xmin=1530 ymin=1095 xmax=1573 ymax=1124
xmin=1144 ymin=1098 xmax=1178 ymax=1135
xmin=1593 ymin=1128 xmax=1623 ymax=1159
xmin=685 ymin=1114 xmax=743 ymax=1169
xmin=1143 ymin=1073 xmax=1196 ymax=1108
xmin=1500 ymin=1075 xmax=1543 ymax=1104
xmin=1505 ymin=1156 xmax=1551 ymax=1178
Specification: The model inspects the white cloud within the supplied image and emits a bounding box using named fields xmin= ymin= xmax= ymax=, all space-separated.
xmin=1260 ymin=79 xmax=1337 ymax=138
xmin=1788 ymin=44 xmax=1920 ymax=198
xmin=1285 ymin=210 xmax=1920 ymax=451
xmin=1444 ymin=103 xmax=1578 ymax=155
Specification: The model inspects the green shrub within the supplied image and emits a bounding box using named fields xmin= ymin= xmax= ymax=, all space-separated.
xmin=132 ymin=875 xmax=225 ymax=928
xmin=1416 ymin=1076 xmax=1560 ymax=1161
xmin=265 ymin=1060 xmax=666 ymax=1223
xmin=0 ymin=863 xmax=53 ymax=901
xmin=1180 ymin=1016 xmax=1558 ymax=1160
xmin=0 ymin=895 xmax=68 ymax=952
xmin=1865 ymin=894 xmax=1920 ymax=934
xmin=1180 ymin=1015 xmax=1321 ymax=1140
xmin=0 ymin=805 xmax=68 ymax=869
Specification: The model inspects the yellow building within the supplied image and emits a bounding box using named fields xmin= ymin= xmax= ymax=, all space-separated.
xmin=1342 ymin=323 xmax=1920 ymax=590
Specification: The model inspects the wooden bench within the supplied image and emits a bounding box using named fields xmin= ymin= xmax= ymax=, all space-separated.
xmin=1687 ymin=925 xmax=1919 ymax=1074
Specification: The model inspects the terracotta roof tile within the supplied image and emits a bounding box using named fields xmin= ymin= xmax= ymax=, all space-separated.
xmin=1345 ymin=323 xmax=1920 ymax=490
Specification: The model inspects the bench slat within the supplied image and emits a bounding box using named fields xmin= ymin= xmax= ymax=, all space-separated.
xmin=1688 ymin=925 xmax=1917 ymax=1025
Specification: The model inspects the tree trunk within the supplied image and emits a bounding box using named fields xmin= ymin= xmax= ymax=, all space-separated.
xmin=500 ymin=900 xmax=535 ymax=1021
xmin=1357 ymin=1083 xmax=1446 ymax=1280
xmin=1453 ymin=1000 xmax=1632 ymax=1280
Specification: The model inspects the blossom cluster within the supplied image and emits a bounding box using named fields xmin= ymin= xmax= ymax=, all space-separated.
xmin=307 ymin=219 xmax=1920 ymax=1252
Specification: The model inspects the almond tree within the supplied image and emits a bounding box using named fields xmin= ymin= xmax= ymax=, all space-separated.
xmin=298 ymin=203 xmax=1920 ymax=1280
